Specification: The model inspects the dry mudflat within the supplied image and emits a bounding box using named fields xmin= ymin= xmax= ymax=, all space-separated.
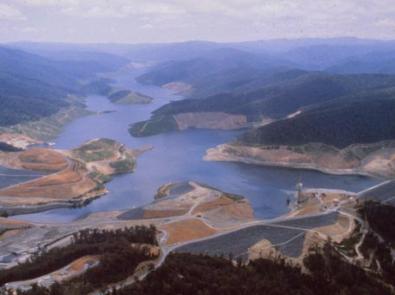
xmin=161 ymin=219 xmax=217 ymax=245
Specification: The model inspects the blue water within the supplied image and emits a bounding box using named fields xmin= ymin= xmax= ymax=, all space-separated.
xmin=15 ymin=68 xmax=380 ymax=223
xmin=0 ymin=166 xmax=44 ymax=189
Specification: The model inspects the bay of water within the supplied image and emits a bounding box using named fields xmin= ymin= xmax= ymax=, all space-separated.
xmin=15 ymin=68 xmax=380 ymax=223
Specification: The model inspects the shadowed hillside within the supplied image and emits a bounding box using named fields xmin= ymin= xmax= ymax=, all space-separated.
xmin=241 ymin=94 xmax=395 ymax=148
xmin=0 ymin=46 xmax=127 ymax=127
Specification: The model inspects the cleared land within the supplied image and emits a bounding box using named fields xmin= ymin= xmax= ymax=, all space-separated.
xmin=0 ymin=138 xmax=138 ymax=214
xmin=0 ymin=133 xmax=41 ymax=150
xmin=0 ymin=160 xmax=100 ymax=206
xmin=162 ymin=82 xmax=192 ymax=95
xmin=130 ymin=112 xmax=248 ymax=137
xmin=273 ymin=211 xmax=339 ymax=229
xmin=161 ymin=219 xmax=217 ymax=245
xmin=174 ymin=112 xmax=247 ymax=130
xmin=119 ymin=181 xmax=254 ymax=226
xmin=0 ymin=148 xmax=67 ymax=172
xmin=174 ymin=225 xmax=305 ymax=259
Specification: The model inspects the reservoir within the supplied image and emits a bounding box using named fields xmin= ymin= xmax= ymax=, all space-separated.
xmin=0 ymin=166 xmax=44 ymax=190
xmin=15 ymin=68 xmax=380 ymax=223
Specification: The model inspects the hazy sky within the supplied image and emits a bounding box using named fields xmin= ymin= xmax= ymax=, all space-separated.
xmin=1 ymin=0 xmax=395 ymax=43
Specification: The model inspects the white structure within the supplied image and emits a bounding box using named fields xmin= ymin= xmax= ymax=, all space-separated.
xmin=295 ymin=181 xmax=308 ymax=204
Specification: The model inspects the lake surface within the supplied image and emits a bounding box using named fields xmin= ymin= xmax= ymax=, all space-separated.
xmin=0 ymin=166 xmax=44 ymax=189
xmin=15 ymin=68 xmax=380 ymax=223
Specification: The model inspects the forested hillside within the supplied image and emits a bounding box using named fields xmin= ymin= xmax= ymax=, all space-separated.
xmin=136 ymin=48 xmax=291 ymax=98
xmin=0 ymin=46 xmax=127 ymax=127
xmin=241 ymin=94 xmax=395 ymax=148
xmin=154 ymin=72 xmax=395 ymax=120
xmin=108 ymin=248 xmax=391 ymax=295
xmin=328 ymin=51 xmax=395 ymax=74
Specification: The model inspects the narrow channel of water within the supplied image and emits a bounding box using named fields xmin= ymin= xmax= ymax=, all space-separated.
xmin=15 ymin=68 xmax=380 ymax=223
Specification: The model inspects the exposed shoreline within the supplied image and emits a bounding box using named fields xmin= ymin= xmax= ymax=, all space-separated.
xmin=204 ymin=143 xmax=391 ymax=178
xmin=0 ymin=139 xmax=140 ymax=216
xmin=1 ymin=188 xmax=107 ymax=216
xmin=0 ymin=96 xmax=90 ymax=144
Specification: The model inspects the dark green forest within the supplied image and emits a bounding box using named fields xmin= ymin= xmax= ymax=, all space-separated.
xmin=151 ymin=72 xmax=395 ymax=120
xmin=241 ymin=97 xmax=395 ymax=148
xmin=107 ymin=244 xmax=391 ymax=295
xmin=1 ymin=226 xmax=158 ymax=294
xmin=0 ymin=46 xmax=125 ymax=127
xmin=131 ymin=70 xmax=395 ymax=140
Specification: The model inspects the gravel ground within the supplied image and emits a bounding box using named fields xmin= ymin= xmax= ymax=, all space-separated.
xmin=272 ymin=211 xmax=338 ymax=229
xmin=117 ymin=207 xmax=145 ymax=220
xmin=278 ymin=233 xmax=306 ymax=257
xmin=174 ymin=225 xmax=304 ymax=258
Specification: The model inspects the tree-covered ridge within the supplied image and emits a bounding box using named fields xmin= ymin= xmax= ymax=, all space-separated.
xmin=150 ymin=72 xmax=395 ymax=120
xmin=1 ymin=226 xmax=158 ymax=295
xmin=0 ymin=226 xmax=157 ymax=286
xmin=136 ymin=48 xmax=294 ymax=99
xmin=240 ymin=93 xmax=395 ymax=148
xmin=0 ymin=46 xmax=127 ymax=127
xmin=357 ymin=202 xmax=395 ymax=286
xmin=130 ymin=71 xmax=395 ymax=138
xmin=360 ymin=201 xmax=395 ymax=245
xmin=107 ymin=245 xmax=391 ymax=295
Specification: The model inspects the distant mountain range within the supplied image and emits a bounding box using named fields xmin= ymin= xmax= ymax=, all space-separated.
xmin=136 ymin=48 xmax=292 ymax=98
xmin=4 ymin=38 xmax=395 ymax=148
xmin=132 ymin=64 xmax=395 ymax=147
xmin=122 ymin=39 xmax=395 ymax=147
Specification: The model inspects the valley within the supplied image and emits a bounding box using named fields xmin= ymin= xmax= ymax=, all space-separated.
xmin=0 ymin=39 xmax=395 ymax=294
xmin=3 ymin=68 xmax=376 ymax=224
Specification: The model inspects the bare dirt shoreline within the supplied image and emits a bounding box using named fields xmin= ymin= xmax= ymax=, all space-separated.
xmin=204 ymin=142 xmax=395 ymax=178
xmin=0 ymin=139 xmax=140 ymax=216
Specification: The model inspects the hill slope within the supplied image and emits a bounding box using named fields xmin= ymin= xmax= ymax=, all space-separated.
xmin=136 ymin=48 xmax=291 ymax=98
xmin=240 ymin=90 xmax=395 ymax=148
xmin=130 ymin=72 xmax=395 ymax=137
xmin=0 ymin=46 xmax=126 ymax=127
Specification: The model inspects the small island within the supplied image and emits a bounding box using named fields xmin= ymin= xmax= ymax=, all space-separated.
xmin=108 ymin=90 xmax=153 ymax=105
